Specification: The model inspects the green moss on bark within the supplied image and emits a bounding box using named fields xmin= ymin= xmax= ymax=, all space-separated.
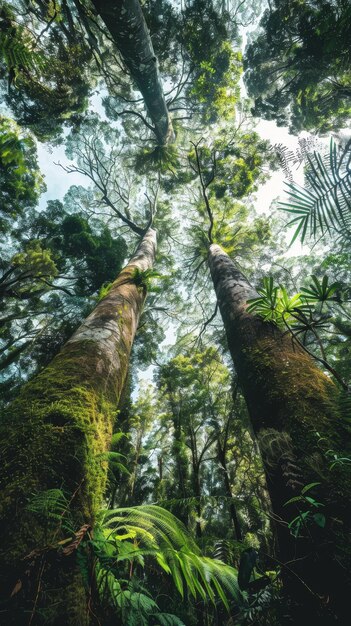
xmin=241 ymin=335 xmax=339 ymax=447
xmin=209 ymin=244 xmax=351 ymax=621
xmin=0 ymin=341 xmax=120 ymax=625
xmin=0 ymin=230 xmax=156 ymax=625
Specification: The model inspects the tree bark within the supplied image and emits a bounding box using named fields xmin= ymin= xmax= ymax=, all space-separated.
xmin=91 ymin=0 xmax=174 ymax=146
xmin=0 ymin=229 xmax=156 ymax=625
xmin=208 ymin=243 xmax=351 ymax=623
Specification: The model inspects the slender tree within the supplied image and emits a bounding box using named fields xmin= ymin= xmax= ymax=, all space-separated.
xmin=213 ymin=408 xmax=242 ymax=540
xmin=0 ymin=228 xmax=156 ymax=625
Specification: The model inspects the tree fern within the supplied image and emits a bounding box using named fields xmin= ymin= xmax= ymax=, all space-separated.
xmin=279 ymin=138 xmax=351 ymax=243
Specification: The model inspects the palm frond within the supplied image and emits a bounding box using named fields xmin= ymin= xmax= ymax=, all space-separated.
xmin=279 ymin=138 xmax=351 ymax=243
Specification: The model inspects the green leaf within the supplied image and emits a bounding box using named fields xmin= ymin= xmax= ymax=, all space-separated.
xmin=313 ymin=513 xmax=326 ymax=528
xmin=111 ymin=432 xmax=127 ymax=446
xmin=284 ymin=496 xmax=304 ymax=506
xmin=304 ymin=496 xmax=323 ymax=507
xmin=301 ymin=482 xmax=321 ymax=495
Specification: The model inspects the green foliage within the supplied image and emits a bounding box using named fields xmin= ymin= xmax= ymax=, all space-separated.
xmin=247 ymin=277 xmax=303 ymax=325
xmin=97 ymin=282 xmax=114 ymax=302
xmin=26 ymin=487 xmax=74 ymax=533
xmin=56 ymin=498 xmax=242 ymax=624
xmin=237 ymin=583 xmax=282 ymax=625
xmin=156 ymin=346 xmax=265 ymax=546
xmin=246 ymin=273 xmax=351 ymax=389
xmin=180 ymin=0 xmax=241 ymax=123
xmin=60 ymin=214 xmax=128 ymax=293
xmin=326 ymin=449 xmax=351 ymax=470
xmin=245 ymin=0 xmax=351 ymax=133
xmin=191 ymin=44 xmax=242 ymax=123
xmin=134 ymin=146 xmax=180 ymax=175
xmin=21 ymin=203 xmax=128 ymax=294
xmin=247 ymin=274 xmax=347 ymax=346
xmin=2 ymin=2 xmax=351 ymax=624
xmin=188 ymin=131 xmax=278 ymax=201
xmin=97 ymin=450 xmax=130 ymax=476
xmin=301 ymin=275 xmax=342 ymax=304
xmin=95 ymin=568 xmax=185 ymax=626
xmin=93 ymin=505 xmax=240 ymax=611
xmin=0 ymin=9 xmax=45 ymax=80
xmin=284 ymin=483 xmax=326 ymax=538
xmin=0 ymin=238 xmax=59 ymax=304
xmin=11 ymin=240 xmax=59 ymax=294
xmin=0 ymin=197 xmax=128 ymax=386
xmin=1 ymin=3 xmax=92 ymax=142
xmin=280 ymin=139 xmax=351 ymax=243
xmin=0 ymin=116 xmax=45 ymax=232
xmin=189 ymin=197 xmax=271 ymax=266
xmin=132 ymin=268 xmax=165 ymax=292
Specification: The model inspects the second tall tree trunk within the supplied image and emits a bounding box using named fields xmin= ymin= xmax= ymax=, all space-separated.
xmin=208 ymin=243 xmax=351 ymax=623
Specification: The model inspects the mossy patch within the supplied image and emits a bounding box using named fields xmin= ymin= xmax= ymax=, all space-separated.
xmin=241 ymin=335 xmax=340 ymax=449
xmin=0 ymin=340 xmax=123 ymax=624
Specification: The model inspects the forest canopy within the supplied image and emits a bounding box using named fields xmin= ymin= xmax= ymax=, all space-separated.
xmin=0 ymin=1 xmax=351 ymax=625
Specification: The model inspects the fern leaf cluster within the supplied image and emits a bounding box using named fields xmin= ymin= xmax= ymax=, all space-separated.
xmin=94 ymin=505 xmax=240 ymax=612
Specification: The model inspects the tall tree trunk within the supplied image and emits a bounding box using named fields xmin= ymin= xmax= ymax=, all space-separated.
xmin=91 ymin=0 xmax=174 ymax=146
xmin=0 ymin=229 xmax=156 ymax=625
xmin=208 ymin=243 xmax=351 ymax=623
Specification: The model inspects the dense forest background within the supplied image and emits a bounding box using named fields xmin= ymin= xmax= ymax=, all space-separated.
xmin=0 ymin=1 xmax=351 ymax=625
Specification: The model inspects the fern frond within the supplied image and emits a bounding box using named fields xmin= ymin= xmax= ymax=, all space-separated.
xmin=97 ymin=505 xmax=240 ymax=607
xmin=0 ymin=26 xmax=45 ymax=76
xmin=96 ymin=450 xmax=130 ymax=475
xmin=26 ymin=488 xmax=73 ymax=532
xmin=27 ymin=488 xmax=68 ymax=517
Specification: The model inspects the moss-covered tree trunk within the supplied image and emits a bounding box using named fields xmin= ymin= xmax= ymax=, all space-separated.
xmin=208 ymin=243 xmax=351 ymax=623
xmin=0 ymin=229 xmax=156 ymax=625
xmin=91 ymin=0 xmax=174 ymax=146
